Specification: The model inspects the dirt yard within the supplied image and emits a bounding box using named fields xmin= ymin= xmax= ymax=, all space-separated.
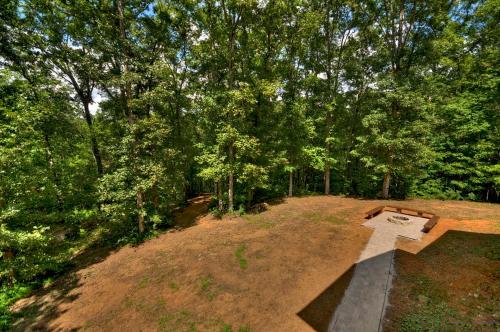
xmin=10 ymin=196 xmax=500 ymax=331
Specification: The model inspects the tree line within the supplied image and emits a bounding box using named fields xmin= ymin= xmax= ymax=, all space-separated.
xmin=0 ymin=0 xmax=498 ymax=285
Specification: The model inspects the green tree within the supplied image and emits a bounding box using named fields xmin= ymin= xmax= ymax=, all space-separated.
xmin=356 ymin=0 xmax=449 ymax=198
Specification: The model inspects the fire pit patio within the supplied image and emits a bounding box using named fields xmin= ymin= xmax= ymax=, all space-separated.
xmin=365 ymin=205 xmax=439 ymax=233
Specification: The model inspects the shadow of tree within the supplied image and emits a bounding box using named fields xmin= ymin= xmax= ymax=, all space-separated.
xmin=11 ymin=246 xmax=116 ymax=332
xmin=11 ymin=195 xmax=213 ymax=331
xmin=171 ymin=195 xmax=211 ymax=229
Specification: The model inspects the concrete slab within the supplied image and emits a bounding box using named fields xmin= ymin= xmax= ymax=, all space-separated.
xmin=328 ymin=212 xmax=429 ymax=332
xmin=363 ymin=211 xmax=429 ymax=241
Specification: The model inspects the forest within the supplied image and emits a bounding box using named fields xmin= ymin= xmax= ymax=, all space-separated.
xmin=0 ymin=0 xmax=498 ymax=327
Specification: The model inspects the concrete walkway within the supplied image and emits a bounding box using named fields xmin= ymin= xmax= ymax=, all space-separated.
xmin=328 ymin=212 xmax=428 ymax=332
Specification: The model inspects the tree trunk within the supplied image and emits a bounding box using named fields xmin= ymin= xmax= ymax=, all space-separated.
xmin=3 ymin=248 xmax=14 ymax=260
xmin=382 ymin=154 xmax=393 ymax=199
xmin=83 ymin=102 xmax=103 ymax=176
xmin=288 ymin=171 xmax=293 ymax=197
xmin=228 ymin=145 xmax=234 ymax=211
xmin=137 ymin=189 xmax=145 ymax=233
xmin=217 ymin=180 xmax=224 ymax=211
xmin=228 ymin=173 xmax=234 ymax=211
xmin=324 ymin=167 xmax=330 ymax=195
xmin=152 ymin=180 xmax=160 ymax=210
xmin=43 ymin=133 xmax=64 ymax=209
xmin=303 ymin=169 xmax=307 ymax=192
xmin=382 ymin=171 xmax=391 ymax=199
xmin=246 ymin=189 xmax=254 ymax=209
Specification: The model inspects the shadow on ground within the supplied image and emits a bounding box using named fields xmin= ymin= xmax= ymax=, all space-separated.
xmin=11 ymin=196 xmax=213 ymax=331
xmin=297 ymin=230 xmax=500 ymax=332
xmin=172 ymin=195 xmax=211 ymax=228
xmin=11 ymin=246 xmax=116 ymax=331
xmin=298 ymin=264 xmax=356 ymax=331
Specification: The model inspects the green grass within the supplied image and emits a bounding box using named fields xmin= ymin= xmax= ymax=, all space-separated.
xmin=158 ymin=311 xmax=251 ymax=332
xmin=0 ymin=283 xmax=33 ymax=331
xmin=400 ymin=274 xmax=448 ymax=303
xmin=158 ymin=310 xmax=198 ymax=332
xmin=138 ymin=276 xmax=151 ymax=288
xmin=242 ymin=214 xmax=276 ymax=229
xmin=435 ymin=231 xmax=500 ymax=260
xmin=122 ymin=296 xmax=134 ymax=309
xmin=254 ymin=251 xmax=265 ymax=259
xmin=122 ymin=295 xmax=167 ymax=315
xmin=399 ymin=302 xmax=472 ymax=332
xmin=235 ymin=244 xmax=248 ymax=270
xmin=0 ymin=212 xmax=172 ymax=331
xmin=220 ymin=325 xmax=232 ymax=332
xmin=243 ymin=209 xmax=351 ymax=228
xmin=199 ymin=275 xmax=217 ymax=301
xmin=169 ymin=281 xmax=179 ymax=291
xmin=302 ymin=211 xmax=349 ymax=225
xmin=322 ymin=215 xmax=350 ymax=225
xmin=243 ymin=201 xmax=357 ymax=228
xmin=219 ymin=324 xmax=251 ymax=332
xmin=387 ymin=232 xmax=500 ymax=331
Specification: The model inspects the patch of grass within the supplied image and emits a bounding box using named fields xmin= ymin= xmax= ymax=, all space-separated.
xmin=200 ymin=276 xmax=212 ymax=291
xmin=199 ymin=275 xmax=217 ymax=301
xmin=0 ymin=283 xmax=33 ymax=330
xmin=245 ymin=207 xmax=353 ymax=228
xmin=169 ymin=281 xmax=179 ymax=291
xmin=220 ymin=324 xmax=233 ymax=332
xmin=158 ymin=311 xmax=249 ymax=332
xmin=399 ymin=302 xmax=472 ymax=332
xmin=138 ymin=276 xmax=151 ymax=288
xmin=155 ymin=250 xmax=170 ymax=259
xmin=418 ymin=232 xmax=500 ymax=287
xmin=219 ymin=324 xmax=252 ymax=332
xmin=122 ymin=295 xmax=167 ymax=315
xmin=386 ymin=232 xmax=500 ymax=332
xmin=235 ymin=244 xmax=248 ymax=270
xmin=401 ymin=274 xmax=448 ymax=303
xmin=242 ymin=215 xmax=276 ymax=229
xmin=151 ymin=299 xmax=167 ymax=314
xmin=211 ymin=208 xmax=224 ymax=219
xmin=254 ymin=251 xmax=265 ymax=259
xmin=122 ymin=296 xmax=134 ymax=309
xmin=159 ymin=309 xmax=198 ymax=332
xmin=323 ymin=215 xmax=350 ymax=225
xmin=443 ymin=232 xmax=500 ymax=260
xmin=42 ymin=277 xmax=55 ymax=288
xmin=302 ymin=211 xmax=349 ymax=225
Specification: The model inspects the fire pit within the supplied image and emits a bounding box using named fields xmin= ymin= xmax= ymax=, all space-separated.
xmin=387 ymin=215 xmax=411 ymax=225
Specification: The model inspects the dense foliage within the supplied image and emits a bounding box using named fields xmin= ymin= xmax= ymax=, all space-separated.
xmin=0 ymin=0 xmax=498 ymax=325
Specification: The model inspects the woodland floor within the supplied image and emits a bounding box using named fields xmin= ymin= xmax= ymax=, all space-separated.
xmin=10 ymin=196 xmax=500 ymax=332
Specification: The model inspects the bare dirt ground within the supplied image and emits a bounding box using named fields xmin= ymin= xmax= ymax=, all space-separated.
xmin=10 ymin=196 xmax=500 ymax=332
